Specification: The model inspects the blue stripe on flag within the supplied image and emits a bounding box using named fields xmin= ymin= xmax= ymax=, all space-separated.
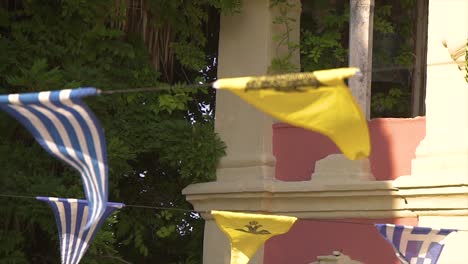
xmin=63 ymin=200 xmax=72 ymax=263
xmin=0 ymin=88 xmax=97 ymax=104
xmin=405 ymin=240 xmax=423 ymax=260
xmin=412 ymin=226 xmax=432 ymax=235
xmin=438 ymin=229 xmax=457 ymax=235
xmin=392 ymin=224 xmax=404 ymax=249
xmin=404 ymin=240 xmax=423 ymax=259
xmin=378 ymin=224 xmax=387 ymax=237
xmin=0 ymin=88 xmax=106 ymax=229
xmin=37 ymin=196 xmax=124 ymax=264
xmin=427 ymin=242 xmax=443 ymax=262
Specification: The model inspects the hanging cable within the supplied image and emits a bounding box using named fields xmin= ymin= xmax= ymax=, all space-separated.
xmin=2 ymin=192 xmax=468 ymax=232
xmin=98 ymin=61 xmax=459 ymax=95
xmin=99 ymin=83 xmax=211 ymax=95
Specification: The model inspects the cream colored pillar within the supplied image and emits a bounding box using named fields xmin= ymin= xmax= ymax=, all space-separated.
xmin=184 ymin=1 xmax=301 ymax=264
xmin=312 ymin=0 xmax=375 ymax=183
xmin=396 ymin=0 xmax=468 ymax=186
xmin=348 ymin=0 xmax=374 ymax=118
xmin=215 ymin=0 xmax=301 ymax=183
xmin=394 ymin=1 xmax=468 ymax=263
xmin=215 ymin=1 xmax=275 ymax=183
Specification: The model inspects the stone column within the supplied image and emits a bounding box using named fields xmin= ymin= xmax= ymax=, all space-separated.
xmin=312 ymin=0 xmax=375 ymax=183
xmin=397 ymin=0 xmax=468 ymax=185
xmin=189 ymin=1 xmax=301 ymax=263
xmin=215 ymin=0 xmax=301 ymax=183
xmin=348 ymin=0 xmax=374 ymax=119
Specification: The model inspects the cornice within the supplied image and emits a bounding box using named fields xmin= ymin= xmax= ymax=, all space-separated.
xmin=183 ymin=178 xmax=468 ymax=220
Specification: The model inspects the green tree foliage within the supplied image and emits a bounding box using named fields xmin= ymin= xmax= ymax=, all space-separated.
xmin=268 ymin=0 xmax=300 ymax=74
xmin=300 ymin=0 xmax=417 ymax=117
xmin=0 ymin=0 xmax=229 ymax=263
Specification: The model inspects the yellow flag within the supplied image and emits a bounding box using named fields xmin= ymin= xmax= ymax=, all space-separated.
xmin=213 ymin=68 xmax=370 ymax=160
xmin=211 ymin=210 xmax=297 ymax=264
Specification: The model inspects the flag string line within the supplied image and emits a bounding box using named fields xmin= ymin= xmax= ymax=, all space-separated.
xmin=99 ymin=83 xmax=211 ymax=94
xmin=1 ymin=192 xmax=468 ymax=232
xmin=99 ymin=61 xmax=460 ymax=95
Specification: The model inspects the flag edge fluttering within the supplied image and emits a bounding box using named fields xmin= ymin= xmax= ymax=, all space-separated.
xmin=213 ymin=68 xmax=370 ymax=160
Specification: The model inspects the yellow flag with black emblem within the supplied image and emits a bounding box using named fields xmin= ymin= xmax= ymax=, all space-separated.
xmin=211 ymin=210 xmax=297 ymax=264
xmin=213 ymin=68 xmax=370 ymax=160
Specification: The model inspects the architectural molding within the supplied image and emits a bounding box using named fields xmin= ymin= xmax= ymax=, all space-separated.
xmin=184 ymin=178 xmax=468 ymax=220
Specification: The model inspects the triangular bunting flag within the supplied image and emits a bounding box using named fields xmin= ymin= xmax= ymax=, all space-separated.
xmin=375 ymin=224 xmax=457 ymax=264
xmin=213 ymin=68 xmax=370 ymax=160
xmin=0 ymin=88 xmax=107 ymax=228
xmin=212 ymin=210 xmax=297 ymax=264
xmin=37 ymin=196 xmax=124 ymax=264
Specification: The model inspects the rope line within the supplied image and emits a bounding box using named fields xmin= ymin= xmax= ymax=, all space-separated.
xmin=99 ymin=83 xmax=211 ymax=95
xmin=2 ymin=193 xmax=468 ymax=232
xmin=99 ymin=61 xmax=460 ymax=95
xmin=0 ymin=193 xmax=197 ymax=212
xmin=369 ymin=60 xmax=457 ymax=73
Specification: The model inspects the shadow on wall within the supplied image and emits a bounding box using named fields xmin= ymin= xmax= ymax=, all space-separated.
xmin=272 ymin=117 xmax=426 ymax=181
xmin=268 ymin=117 xmax=426 ymax=264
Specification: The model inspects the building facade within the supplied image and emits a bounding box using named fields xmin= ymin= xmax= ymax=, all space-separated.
xmin=184 ymin=0 xmax=468 ymax=263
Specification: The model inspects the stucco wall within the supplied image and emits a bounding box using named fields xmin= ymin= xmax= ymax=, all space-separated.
xmin=264 ymin=218 xmax=418 ymax=264
xmin=273 ymin=117 xmax=426 ymax=181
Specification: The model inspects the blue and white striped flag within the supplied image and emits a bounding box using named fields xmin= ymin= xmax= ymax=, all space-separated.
xmin=0 ymin=88 xmax=107 ymax=229
xmin=37 ymin=196 xmax=124 ymax=264
xmin=375 ymin=224 xmax=457 ymax=264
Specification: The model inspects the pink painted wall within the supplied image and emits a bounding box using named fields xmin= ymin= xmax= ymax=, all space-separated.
xmin=264 ymin=217 xmax=418 ymax=264
xmin=267 ymin=118 xmax=425 ymax=263
xmin=273 ymin=117 xmax=426 ymax=181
